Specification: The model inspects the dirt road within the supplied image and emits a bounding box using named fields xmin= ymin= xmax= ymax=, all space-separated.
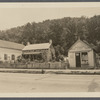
xmin=0 ymin=73 xmax=99 ymax=93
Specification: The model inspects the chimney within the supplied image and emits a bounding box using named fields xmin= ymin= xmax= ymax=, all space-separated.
xmin=49 ymin=39 xmax=52 ymax=44
xmin=27 ymin=42 xmax=30 ymax=45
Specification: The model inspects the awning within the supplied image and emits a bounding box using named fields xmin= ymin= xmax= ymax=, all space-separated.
xmin=22 ymin=52 xmax=42 ymax=55
xmin=69 ymin=49 xmax=91 ymax=53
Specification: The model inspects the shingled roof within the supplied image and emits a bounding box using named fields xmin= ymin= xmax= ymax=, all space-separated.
xmin=0 ymin=40 xmax=24 ymax=50
xmin=23 ymin=43 xmax=51 ymax=51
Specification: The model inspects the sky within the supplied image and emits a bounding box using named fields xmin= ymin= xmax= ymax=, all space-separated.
xmin=0 ymin=3 xmax=100 ymax=30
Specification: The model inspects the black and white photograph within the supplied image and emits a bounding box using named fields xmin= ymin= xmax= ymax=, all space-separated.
xmin=0 ymin=2 xmax=100 ymax=96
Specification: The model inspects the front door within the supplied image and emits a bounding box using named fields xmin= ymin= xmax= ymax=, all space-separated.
xmin=75 ymin=53 xmax=81 ymax=67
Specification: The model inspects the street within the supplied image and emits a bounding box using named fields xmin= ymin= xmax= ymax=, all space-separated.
xmin=0 ymin=73 xmax=100 ymax=92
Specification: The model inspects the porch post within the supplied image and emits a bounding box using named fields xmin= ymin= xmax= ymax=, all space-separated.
xmin=29 ymin=54 xmax=31 ymax=62
xmin=33 ymin=55 xmax=34 ymax=62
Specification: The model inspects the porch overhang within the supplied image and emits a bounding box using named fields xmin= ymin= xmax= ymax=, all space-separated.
xmin=22 ymin=52 xmax=42 ymax=55
xmin=69 ymin=49 xmax=92 ymax=53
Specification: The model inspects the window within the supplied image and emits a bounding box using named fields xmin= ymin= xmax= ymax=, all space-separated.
xmin=11 ymin=55 xmax=15 ymax=60
xmin=81 ymin=52 xmax=88 ymax=65
xmin=4 ymin=54 xmax=7 ymax=60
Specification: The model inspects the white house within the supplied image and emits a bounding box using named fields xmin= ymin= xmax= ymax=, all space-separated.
xmin=68 ymin=39 xmax=97 ymax=69
xmin=0 ymin=40 xmax=24 ymax=62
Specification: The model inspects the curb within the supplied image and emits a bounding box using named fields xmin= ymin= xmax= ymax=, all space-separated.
xmin=0 ymin=69 xmax=100 ymax=75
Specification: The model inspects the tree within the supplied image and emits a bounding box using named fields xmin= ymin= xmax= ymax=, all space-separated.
xmin=0 ymin=15 xmax=100 ymax=58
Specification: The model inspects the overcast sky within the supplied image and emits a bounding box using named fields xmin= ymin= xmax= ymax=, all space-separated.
xmin=0 ymin=3 xmax=100 ymax=30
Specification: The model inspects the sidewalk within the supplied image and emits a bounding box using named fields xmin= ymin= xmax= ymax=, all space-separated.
xmin=0 ymin=68 xmax=100 ymax=74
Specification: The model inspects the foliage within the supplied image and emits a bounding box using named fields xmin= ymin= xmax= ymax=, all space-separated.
xmin=0 ymin=15 xmax=100 ymax=60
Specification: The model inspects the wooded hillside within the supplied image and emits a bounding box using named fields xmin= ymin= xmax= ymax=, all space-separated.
xmin=0 ymin=15 xmax=100 ymax=60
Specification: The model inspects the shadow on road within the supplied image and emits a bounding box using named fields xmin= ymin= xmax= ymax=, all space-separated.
xmin=88 ymin=79 xmax=99 ymax=92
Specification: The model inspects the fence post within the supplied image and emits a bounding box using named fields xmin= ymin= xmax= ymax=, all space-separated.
xmin=32 ymin=63 xmax=33 ymax=69
xmin=26 ymin=63 xmax=27 ymax=69
xmin=14 ymin=63 xmax=16 ymax=69
xmin=48 ymin=62 xmax=50 ymax=69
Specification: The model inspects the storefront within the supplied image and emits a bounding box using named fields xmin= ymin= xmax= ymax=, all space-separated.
xmin=68 ymin=39 xmax=97 ymax=68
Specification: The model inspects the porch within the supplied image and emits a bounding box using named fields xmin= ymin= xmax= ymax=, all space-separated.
xmin=22 ymin=53 xmax=44 ymax=62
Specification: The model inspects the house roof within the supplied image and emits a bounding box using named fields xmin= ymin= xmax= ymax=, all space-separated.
xmin=94 ymin=45 xmax=100 ymax=53
xmin=68 ymin=39 xmax=98 ymax=52
xmin=82 ymin=40 xmax=97 ymax=51
xmin=0 ymin=40 xmax=24 ymax=50
xmin=23 ymin=43 xmax=51 ymax=51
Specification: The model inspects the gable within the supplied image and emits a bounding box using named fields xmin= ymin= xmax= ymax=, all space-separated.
xmin=69 ymin=40 xmax=92 ymax=52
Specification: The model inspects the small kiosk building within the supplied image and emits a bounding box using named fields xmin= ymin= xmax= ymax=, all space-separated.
xmin=68 ymin=39 xmax=97 ymax=68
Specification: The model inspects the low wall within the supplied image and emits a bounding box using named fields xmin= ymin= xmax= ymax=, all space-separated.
xmin=0 ymin=62 xmax=68 ymax=69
